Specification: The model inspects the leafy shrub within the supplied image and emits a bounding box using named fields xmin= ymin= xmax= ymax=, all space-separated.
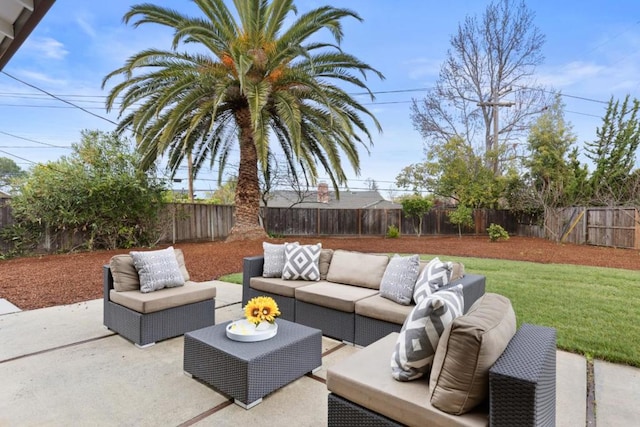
xmin=386 ymin=224 xmax=400 ymax=238
xmin=400 ymin=195 xmax=433 ymax=237
xmin=487 ymin=223 xmax=509 ymax=242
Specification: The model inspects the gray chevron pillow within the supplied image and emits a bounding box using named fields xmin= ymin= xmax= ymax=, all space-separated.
xmin=282 ymin=243 xmax=322 ymax=281
xmin=413 ymin=257 xmax=453 ymax=304
xmin=391 ymin=284 xmax=464 ymax=381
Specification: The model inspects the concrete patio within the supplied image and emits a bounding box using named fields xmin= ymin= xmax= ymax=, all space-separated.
xmin=1 ymin=281 xmax=638 ymax=426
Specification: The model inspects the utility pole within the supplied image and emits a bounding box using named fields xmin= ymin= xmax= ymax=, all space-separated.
xmin=478 ymin=89 xmax=514 ymax=175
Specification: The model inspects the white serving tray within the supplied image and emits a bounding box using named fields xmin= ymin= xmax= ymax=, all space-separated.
xmin=226 ymin=319 xmax=278 ymax=342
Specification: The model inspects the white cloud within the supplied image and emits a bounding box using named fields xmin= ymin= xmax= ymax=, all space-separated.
xmin=23 ymin=37 xmax=69 ymax=60
xmin=405 ymin=57 xmax=442 ymax=81
xmin=537 ymin=61 xmax=607 ymax=88
xmin=13 ymin=70 xmax=68 ymax=86
xmin=76 ymin=15 xmax=97 ymax=39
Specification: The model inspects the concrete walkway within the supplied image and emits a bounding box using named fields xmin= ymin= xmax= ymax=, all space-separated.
xmin=0 ymin=282 xmax=637 ymax=426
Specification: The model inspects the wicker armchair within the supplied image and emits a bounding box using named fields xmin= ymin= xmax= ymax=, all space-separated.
xmin=103 ymin=266 xmax=216 ymax=347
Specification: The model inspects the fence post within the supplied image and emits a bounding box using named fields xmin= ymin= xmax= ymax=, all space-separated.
xmin=635 ymin=208 xmax=640 ymax=249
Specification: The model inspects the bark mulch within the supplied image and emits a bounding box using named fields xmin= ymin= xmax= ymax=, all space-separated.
xmin=1 ymin=236 xmax=638 ymax=310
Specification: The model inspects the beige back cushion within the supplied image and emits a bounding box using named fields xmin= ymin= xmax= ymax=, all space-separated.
xmin=319 ymin=249 xmax=334 ymax=280
xmin=326 ymin=250 xmax=389 ymax=289
xmin=418 ymin=260 xmax=465 ymax=281
xmin=429 ymin=293 xmax=516 ymax=415
xmin=109 ymin=248 xmax=190 ymax=292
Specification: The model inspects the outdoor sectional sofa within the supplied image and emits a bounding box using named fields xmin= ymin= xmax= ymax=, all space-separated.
xmin=242 ymin=248 xmax=486 ymax=346
xmin=103 ymin=248 xmax=217 ymax=347
xmin=244 ymin=245 xmax=557 ymax=425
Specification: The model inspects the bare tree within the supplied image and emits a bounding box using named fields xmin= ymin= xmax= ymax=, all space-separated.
xmin=411 ymin=0 xmax=549 ymax=174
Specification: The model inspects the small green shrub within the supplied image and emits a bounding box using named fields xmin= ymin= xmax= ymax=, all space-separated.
xmin=487 ymin=223 xmax=509 ymax=242
xmin=386 ymin=224 xmax=400 ymax=238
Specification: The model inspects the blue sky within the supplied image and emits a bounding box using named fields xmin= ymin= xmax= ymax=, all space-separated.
xmin=1 ymin=0 xmax=640 ymax=196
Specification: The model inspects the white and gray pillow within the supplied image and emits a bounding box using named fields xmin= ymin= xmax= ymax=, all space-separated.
xmin=282 ymin=243 xmax=322 ymax=281
xmin=130 ymin=246 xmax=185 ymax=293
xmin=391 ymin=284 xmax=464 ymax=381
xmin=263 ymin=242 xmax=290 ymax=277
xmin=379 ymin=254 xmax=420 ymax=305
xmin=413 ymin=257 xmax=453 ymax=304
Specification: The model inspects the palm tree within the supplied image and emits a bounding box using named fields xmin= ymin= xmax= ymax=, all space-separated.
xmin=103 ymin=0 xmax=384 ymax=241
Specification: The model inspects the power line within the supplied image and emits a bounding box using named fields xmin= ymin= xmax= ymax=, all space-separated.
xmin=1 ymin=71 xmax=122 ymax=127
xmin=0 ymin=131 xmax=71 ymax=148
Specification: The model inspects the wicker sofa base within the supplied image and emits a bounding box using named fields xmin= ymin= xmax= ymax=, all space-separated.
xmin=295 ymin=300 xmax=355 ymax=343
xmin=354 ymin=315 xmax=402 ymax=347
xmin=103 ymin=266 xmax=216 ymax=347
xmin=328 ymin=393 xmax=402 ymax=427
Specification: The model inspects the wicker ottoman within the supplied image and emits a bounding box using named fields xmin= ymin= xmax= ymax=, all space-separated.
xmin=183 ymin=318 xmax=322 ymax=409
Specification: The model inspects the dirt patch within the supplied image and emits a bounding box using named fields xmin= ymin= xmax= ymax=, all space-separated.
xmin=1 ymin=236 xmax=639 ymax=311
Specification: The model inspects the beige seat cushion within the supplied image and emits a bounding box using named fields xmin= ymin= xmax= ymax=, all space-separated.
xmin=327 ymin=333 xmax=488 ymax=427
xmin=250 ymin=277 xmax=316 ymax=298
xmin=326 ymin=250 xmax=389 ymax=289
xmin=109 ymin=281 xmax=217 ymax=314
xmin=355 ymin=294 xmax=413 ymax=325
xmin=429 ymin=293 xmax=516 ymax=415
xmin=109 ymin=249 xmax=190 ymax=292
xmin=295 ymin=282 xmax=378 ymax=312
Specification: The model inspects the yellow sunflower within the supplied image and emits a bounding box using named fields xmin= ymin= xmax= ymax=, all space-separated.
xmin=244 ymin=296 xmax=281 ymax=325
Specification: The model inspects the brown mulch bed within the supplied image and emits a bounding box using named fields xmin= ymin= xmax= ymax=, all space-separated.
xmin=1 ymin=236 xmax=639 ymax=311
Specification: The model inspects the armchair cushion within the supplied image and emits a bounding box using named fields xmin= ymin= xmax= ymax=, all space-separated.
xmin=110 ymin=248 xmax=189 ymax=292
xmin=429 ymin=293 xmax=516 ymax=415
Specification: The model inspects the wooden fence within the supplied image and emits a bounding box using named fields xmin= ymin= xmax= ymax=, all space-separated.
xmin=2 ymin=200 xmax=638 ymax=250
xmin=262 ymin=207 xmax=523 ymax=236
xmin=544 ymin=206 xmax=640 ymax=249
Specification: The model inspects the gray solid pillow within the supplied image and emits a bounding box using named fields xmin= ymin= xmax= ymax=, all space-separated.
xmin=262 ymin=242 xmax=287 ymax=277
xmin=390 ymin=284 xmax=464 ymax=381
xmin=262 ymin=242 xmax=299 ymax=277
xmin=379 ymin=254 xmax=420 ymax=305
xmin=130 ymin=246 xmax=185 ymax=293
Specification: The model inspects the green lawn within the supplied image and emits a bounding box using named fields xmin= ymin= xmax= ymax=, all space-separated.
xmin=219 ymin=257 xmax=640 ymax=367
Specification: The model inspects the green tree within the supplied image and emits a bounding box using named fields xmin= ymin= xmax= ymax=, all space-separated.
xmin=397 ymin=137 xmax=504 ymax=208
xmin=0 ymin=157 xmax=25 ymax=191
xmin=448 ymin=204 xmax=474 ymax=238
xmin=208 ymin=177 xmax=238 ymax=205
xmin=103 ymin=0 xmax=383 ymax=241
xmin=523 ymin=95 xmax=587 ymax=207
xmin=8 ymin=130 xmax=165 ymax=252
xmin=401 ymin=195 xmax=433 ymax=237
xmin=585 ymin=95 xmax=640 ymax=205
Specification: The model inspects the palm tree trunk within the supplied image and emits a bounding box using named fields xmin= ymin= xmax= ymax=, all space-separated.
xmin=226 ymin=107 xmax=267 ymax=241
